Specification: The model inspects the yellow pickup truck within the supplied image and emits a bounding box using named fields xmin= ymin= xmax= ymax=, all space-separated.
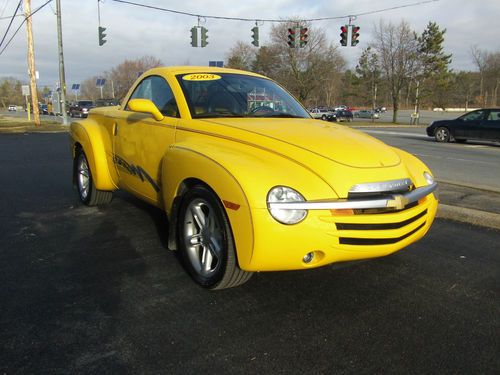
xmin=69 ymin=66 xmax=438 ymax=290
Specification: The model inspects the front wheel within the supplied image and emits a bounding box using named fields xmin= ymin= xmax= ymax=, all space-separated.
xmin=435 ymin=127 xmax=450 ymax=142
xmin=177 ymin=186 xmax=252 ymax=290
xmin=75 ymin=149 xmax=113 ymax=206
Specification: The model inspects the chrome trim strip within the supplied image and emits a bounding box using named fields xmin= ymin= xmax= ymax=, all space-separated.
xmin=268 ymin=182 xmax=437 ymax=211
xmin=349 ymin=178 xmax=413 ymax=193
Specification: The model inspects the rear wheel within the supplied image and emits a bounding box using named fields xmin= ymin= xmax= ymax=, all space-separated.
xmin=75 ymin=149 xmax=112 ymax=206
xmin=435 ymin=127 xmax=450 ymax=142
xmin=177 ymin=186 xmax=252 ymax=290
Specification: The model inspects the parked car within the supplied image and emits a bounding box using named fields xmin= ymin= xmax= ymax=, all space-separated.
xmin=426 ymin=108 xmax=500 ymax=143
xmin=309 ymin=107 xmax=335 ymax=121
xmin=69 ymin=100 xmax=94 ymax=118
xmin=8 ymin=104 xmax=16 ymax=111
xmin=95 ymin=99 xmax=119 ymax=107
xmin=354 ymin=110 xmax=380 ymax=119
xmin=70 ymin=66 xmax=438 ymax=290
xmin=374 ymin=106 xmax=387 ymax=113
xmin=333 ymin=109 xmax=353 ymax=122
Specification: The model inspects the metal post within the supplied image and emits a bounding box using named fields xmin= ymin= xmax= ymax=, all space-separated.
xmin=413 ymin=80 xmax=420 ymax=125
xmin=23 ymin=0 xmax=40 ymax=126
xmin=56 ymin=0 xmax=69 ymax=125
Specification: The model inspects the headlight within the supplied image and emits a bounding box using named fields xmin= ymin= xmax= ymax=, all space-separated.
xmin=423 ymin=172 xmax=434 ymax=185
xmin=267 ymin=186 xmax=307 ymax=224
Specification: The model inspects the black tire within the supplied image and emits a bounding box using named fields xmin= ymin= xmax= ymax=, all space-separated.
xmin=434 ymin=127 xmax=450 ymax=142
xmin=75 ymin=149 xmax=113 ymax=206
xmin=321 ymin=114 xmax=327 ymax=121
xmin=177 ymin=185 xmax=252 ymax=290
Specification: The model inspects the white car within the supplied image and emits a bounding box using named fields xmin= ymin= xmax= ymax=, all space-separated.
xmin=8 ymin=105 xmax=16 ymax=111
xmin=309 ymin=108 xmax=335 ymax=121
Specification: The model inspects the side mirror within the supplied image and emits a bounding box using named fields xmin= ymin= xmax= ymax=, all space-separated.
xmin=128 ymin=98 xmax=164 ymax=121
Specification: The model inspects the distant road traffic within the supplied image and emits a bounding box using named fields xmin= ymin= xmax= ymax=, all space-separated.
xmin=358 ymin=126 xmax=500 ymax=191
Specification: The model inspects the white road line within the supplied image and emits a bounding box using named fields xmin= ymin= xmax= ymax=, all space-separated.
xmin=413 ymin=153 xmax=497 ymax=166
xmin=363 ymin=130 xmax=428 ymax=138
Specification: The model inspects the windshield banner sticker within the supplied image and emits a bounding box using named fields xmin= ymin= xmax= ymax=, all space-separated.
xmin=182 ymin=73 xmax=221 ymax=81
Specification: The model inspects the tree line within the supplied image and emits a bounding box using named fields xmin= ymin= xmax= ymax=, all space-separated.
xmin=1 ymin=19 xmax=498 ymax=123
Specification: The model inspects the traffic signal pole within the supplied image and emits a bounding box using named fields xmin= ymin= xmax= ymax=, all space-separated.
xmin=56 ymin=0 xmax=69 ymax=125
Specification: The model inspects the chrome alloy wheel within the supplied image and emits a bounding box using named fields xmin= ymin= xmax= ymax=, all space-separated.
xmin=77 ymin=153 xmax=90 ymax=201
xmin=183 ymin=198 xmax=223 ymax=277
xmin=435 ymin=127 xmax=449 ymax=142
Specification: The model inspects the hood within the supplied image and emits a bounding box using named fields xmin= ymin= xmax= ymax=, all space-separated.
xmin=200 ymin=118 xmax=400 ymax=168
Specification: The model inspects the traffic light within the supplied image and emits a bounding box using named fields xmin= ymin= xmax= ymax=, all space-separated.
xmin=287 ymin=28 xmax=296 ymax=48
xmin=200 ymin=27 xmax=209 ymax=47
xmin=251 ymin=26 xmax=259 ymax=47
xmin=351 ymin=25 xmax=360 ymax=46
xmin=340 ymin=25 xmax=348 ymax=47
xmin=190 ymin=27 xmax=198 ymax=47
xmin=299 ymin=27 xmax=308 ymax=47
xmin=98 ymin=26 xmax=107 ymax=46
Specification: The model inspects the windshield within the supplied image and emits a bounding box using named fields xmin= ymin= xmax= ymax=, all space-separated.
xmin=78 ymin=101 xmax=93 ymax=107
xmin=176 ymin=73 xmax=310 ymax=119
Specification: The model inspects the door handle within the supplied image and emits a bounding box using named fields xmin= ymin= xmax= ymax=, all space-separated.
xmin=113 ymin=122 xmax=118 ymax=136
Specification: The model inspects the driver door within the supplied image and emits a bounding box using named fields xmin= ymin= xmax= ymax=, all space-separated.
xmin=456 ymin=109 xmax=487 ymax=139
xmin=113 ymin=75 xmax=179 ymax=206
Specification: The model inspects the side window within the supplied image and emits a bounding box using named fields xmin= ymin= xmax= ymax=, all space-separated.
xmin=462 ymin=110 xmax=486 ymax=122
xmin=487 ymin=110 xmax=500 ymax=121
xmin=128 ymin=76 xmax=179 ymax=118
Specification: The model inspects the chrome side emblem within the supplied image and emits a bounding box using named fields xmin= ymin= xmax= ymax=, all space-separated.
xmin=349 ymin=178 xmax=413 ymax=194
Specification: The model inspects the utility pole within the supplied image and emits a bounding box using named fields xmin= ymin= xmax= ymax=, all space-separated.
xmin=23 ymin=0 xmax=40 ymax=126
xmin=56 ymin=0 xmax=68 ymax=125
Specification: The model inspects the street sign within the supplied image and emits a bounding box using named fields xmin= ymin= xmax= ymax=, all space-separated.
xmin=208 ymin=61 xmax=224 ymax=67
xmin=21 ymin=85 xmax=30 ymax=96
xmin=72 ymin=84 xmax=80 ymax=90
xmin=96 ymin=78 xmax=106 ymax=87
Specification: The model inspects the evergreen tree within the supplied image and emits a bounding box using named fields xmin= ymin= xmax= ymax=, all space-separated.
xmin=417 ymin=22 xmax=452 ymax=109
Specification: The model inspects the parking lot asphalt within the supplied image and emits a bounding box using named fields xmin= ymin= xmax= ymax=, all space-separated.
xmin=1 ymin=133 xmax=499 ymax=374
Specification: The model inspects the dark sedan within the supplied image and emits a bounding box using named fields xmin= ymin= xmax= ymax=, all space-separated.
xmin=333 ymin=109 xmax=353 ymax=122
xmin=426 ymin=108 xmax=500 ymax=143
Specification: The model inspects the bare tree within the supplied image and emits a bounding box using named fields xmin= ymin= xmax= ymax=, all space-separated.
xmin=225 ymin=41 xmax=256 ymax=71
xmin=371 ymin=20 xmax=419 ymax=123
xmin=470 ymin=45 xmax=486 ymax=106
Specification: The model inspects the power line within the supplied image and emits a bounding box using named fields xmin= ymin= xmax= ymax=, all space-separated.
xmin=0 ymin=0 xmax=21 ymax=48
xmin=0 ymin=0 xmax=52 ymax=56
xmin=109 ymin=0 xmax=439 ymax=23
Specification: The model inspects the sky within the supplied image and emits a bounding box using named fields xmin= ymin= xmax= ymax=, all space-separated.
xmin=0 ymin=0 xmax=499 ymax=89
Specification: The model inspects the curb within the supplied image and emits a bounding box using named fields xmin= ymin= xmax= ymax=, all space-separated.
xmin=436 ymin=204 xmax=500 ymax=230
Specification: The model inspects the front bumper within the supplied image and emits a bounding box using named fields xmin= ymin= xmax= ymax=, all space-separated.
xmin=243 ymin=183 xmax=438 ymax=272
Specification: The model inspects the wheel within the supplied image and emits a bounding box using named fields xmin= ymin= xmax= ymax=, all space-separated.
xmin=434 ymin=127 xmax=450 ymax=142
xmin=75 ymin=149 xmax=113 ymax=206
xmin=321 ymin=114 xmax=327 ymax=121
xmin=177 ymin=186 xmax=252 ymax=290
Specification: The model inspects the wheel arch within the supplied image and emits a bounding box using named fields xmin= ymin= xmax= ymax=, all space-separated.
xmin=70 ymin=121 xmax=117 ymax=191
xmin=162 ymin=146 xmax=254 ymax=270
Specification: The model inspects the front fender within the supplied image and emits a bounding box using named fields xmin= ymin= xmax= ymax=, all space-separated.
xmin=161 ymin=140 xmax=335 ymax=270
xmin=70 ymin=119 xmax=117 ymax=191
